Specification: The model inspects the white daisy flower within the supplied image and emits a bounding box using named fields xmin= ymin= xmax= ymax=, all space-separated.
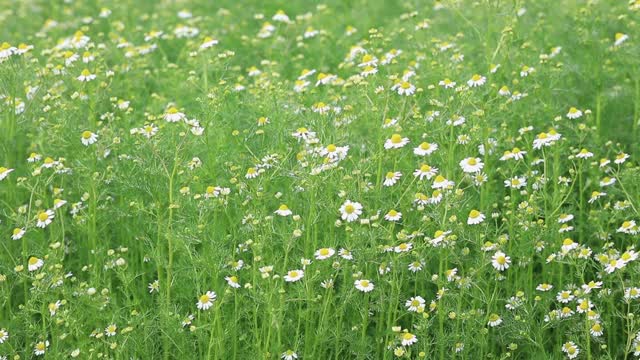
xmin=491 ymin=251 xmax=511 ymax=271
xmin=196 ymin=291 xmax=217 ymax=310
xmin=354 ymin=279 xmax=374 ymax=292
xmin=284 ymin=269 xmax=304 ymax=282
xmin=339 ymin=200 xmax=363 ymax=222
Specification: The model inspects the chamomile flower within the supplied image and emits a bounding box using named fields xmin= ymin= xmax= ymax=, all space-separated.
xmin=0 ymin=328 xmax=8 ymax=343
xmin=614 ymin=32 xmax=629 ymax=46
xmin=199 ymin=36 xmax=219 ymax=50
xmin=401 ymin=332 xmax=418 ymax=346
xmin=284 ymin=269 xmax=304 ymax=282
xmin=197 ymin=291 xmax=217 ymax=310
xmin=566 ymin=107 xmax=582 ymax=119
xmin=81 ymin=130 xmax=98 ymax=146
xmin=36 ymin=209 xmax=55 ymax=228
xmin=562 ymin=342 xmax=579 ymax=359
xmin=383 ymin=171 xmax=402 ymax=186
xmin=504 ymin=176 xmax=527 ymax=189
xmin=34 ymin=340 xmax=49 ymax=356
xmin=384 ymin=210 xmax=402 ymax=222
xmin=491 ymin=251 xmax=511 ymax=271
xmin=487 ymin=313 xmax=503 ymax=327
xmin=467 ymin=210 xmax=485 ymax=225
xmin=405 ymin=296 xmax=426 ymax=312
xmin=354 ymin=279 xmax=374 ymax=292
xmin=11 ymin=227 xmax=25 ymax=240
xmin=275 ymin=204 xmax=293 ymax=217
xmin=339 ymin=200 xmax=363 ymax=222
xmin=47 ymin=300 xmax=62 ymax=316
xmin=104 ymin=324 xmax=117 ymax=337
xmin=413 ymin=164 xmax=438 ymax=180
xmin=413 ymin=142 xmax=438 ymax=156
xmin=281 ymin=350 xmax=298 ymax=360
xmin=225 ymin=276 xmax=241 ymax=288
xmin=575 ymin=148 xmax=593 ymax=159
xmin=432 ymin=175 xmax=454 ymax=189
xmin=314 ymin=248 xmax=335 ymax=260
xmin=28 ymin=256 xmax=44 ymax=271
xmin=467 ymin=74 xmax=486 ymax=87
xmin=77 ymin=69 xmax=96 ymax=82
xmin=459 ymin=157 xmax=484 ymax=173
xmin=164 ymin=106 xmax=186 ymax=122
xmin=0 ymin=166 xmax=13 ymax=180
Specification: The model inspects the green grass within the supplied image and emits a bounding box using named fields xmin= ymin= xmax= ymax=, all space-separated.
xmin=1 ymin=0 xmax=640 ymax=358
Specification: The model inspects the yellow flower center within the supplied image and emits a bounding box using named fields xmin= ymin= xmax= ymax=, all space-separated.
xmin=326 ymin=144 xmax=337 ymax=152
xmin=38 ymin=212 xmax=49 ymax=222
xmin=82 ymin=131 xmax=92 ymax=139
xmin=359 ymin=280 xmax=369 ymax=287
xmin=28 ymin=256 xmax=39 ymax=265
xmin=199 ymin=294 xmax=210 ymax=303
xmin=319 ymin=248 xmax=330 ymax=256
xmin=471 ymin=74 xmax=482 ymax=81
xmin=344 ymin=204 xmax=355 ymax=214
xmin=469 ymin=210 xmax=480 ymax=218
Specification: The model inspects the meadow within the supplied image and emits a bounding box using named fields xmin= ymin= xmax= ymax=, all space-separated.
xmin=1 ymin=0 xmax=640 ymax=358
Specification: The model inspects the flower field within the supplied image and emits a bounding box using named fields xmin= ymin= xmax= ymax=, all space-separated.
xmin=1 ymin=0 xmax=640 ymax=358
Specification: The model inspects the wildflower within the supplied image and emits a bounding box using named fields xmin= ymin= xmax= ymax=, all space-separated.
xmin=439 ymin=78 xmax=456 ymax=88
xmin=292 ymin=127 xmax=316 ymax=141
xmin=504 ymin=176 xmax=527 ymax=189
xmin=562 ymin=342 xmax=579 ymax=359
xmin=281 ymin=350 xmax=298 ymax=360
xmin=432 ymin=175 xmax=454 ymax=189
xmin=384 ymin=134 xmax=409 ymax=150
xmin=81 ymin=130 xmax=98 ymax=146
xmin=48 ymin=300 xmax=62 ymax=316
xmin=491 ymin=251 xmax=511 ymax=271
xmin=536 ymin=283 xmax=553 ymax=291
xmin=394 ymin=81 xmax=416 ymax=96
xmin=383 ymin=171 xmax=402 ymax=186
xmin=197 ymin=291 xmax=217 ymax=310
xmin=200 ymin=36 xmax=219 ymax=50
xmin=566 ymin=107 xmax=582 ymax=119
xmin=615 ymin=152 xmax=630 ymax=164
xmin=36 ymin=209 xmax=55 ymax=228
xmin=401 ymin=332 xmax=418 ymax=346
xmin=459 ymin=157 xmax=484 ymax=173
xmin=339 ymin=200 xmax=363 ymax=222
xmin=467 ymin=74 xmax=486 ymax=87
xmin=354 ymin=279 xmax=374 ymax=292
xmin=413 ymin=164 xmax=438 ymax=180
xmin=467 ymin=210 xmax=485 ymax=225
xmin=338 ymin=248 xmax=354 ymax=260
xmin=105 ymin=324 xmax=117 ymax=337
xmin=556 ymin=290 xmax=575 ymax=303
xmin=0 ymin=328 xmax=8 ymax=343
xmin=414 ymin=142 xmax=438 ymax=156
xmin=314 ymin=248 xmax=335 ymax=260
xmin=164 ymin=106 xmax=186 ymax=122
xmin=487 ymin=313 xmax=502 ymax=327
xmin=225 ymin=276 xmax=241 ymax=288
xmin=405 ymin=296 xmax=426 ymax=312
xmin=284 ymin=270 xmax=304 ymax=282
xmin=77 ymin=69 xmax=96 ymax=82
xmin=384 ymin=209 xmax=402 ymax=221
xmin=0 ymin=167 xmax=13 ymax=180
xmin=148 ymin=280 xmax=160 ymax=293
xmin=575 ymin=148 xmax=593 ymax=159
xmin=11 ymin=227 xmax=25 ymax=240
xmin=34 ymin=340 xmax=49 ymax=356
xmin=590 ymin=322 xmax=604 ymax=337
xmin=614 ymin=32 xmax=629 ymax=46
xmin=275 ymin=204 xmax=292 ymax=216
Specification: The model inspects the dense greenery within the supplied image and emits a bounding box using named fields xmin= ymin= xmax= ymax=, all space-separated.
xmin=1 ymin=0 xmax=640 ymax=358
